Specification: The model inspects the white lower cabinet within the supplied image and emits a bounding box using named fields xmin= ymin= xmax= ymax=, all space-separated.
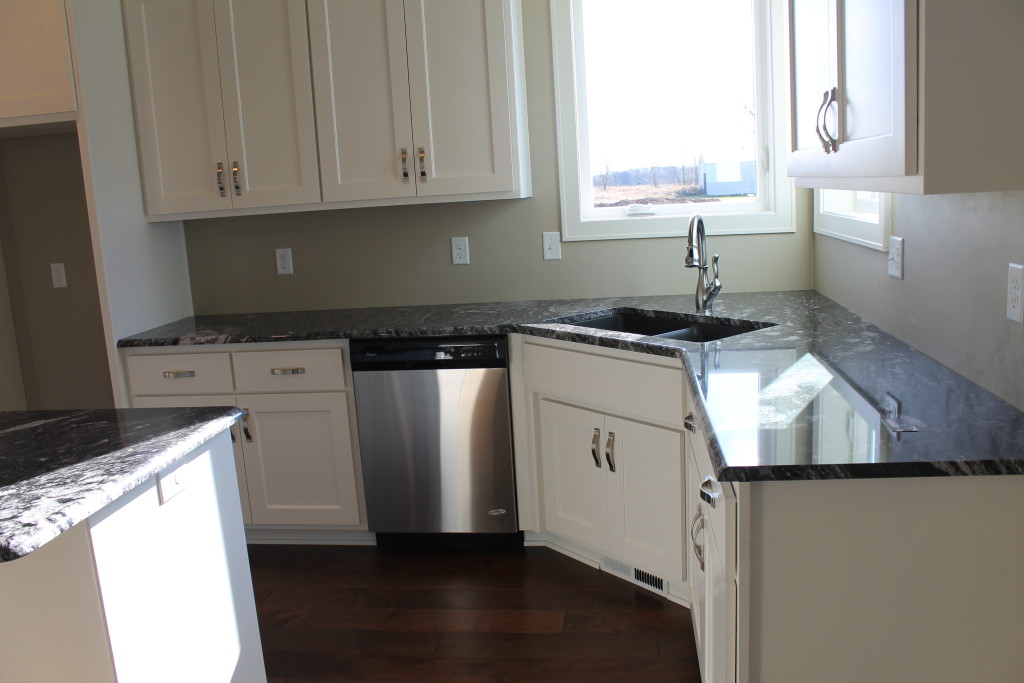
xmin=124 ymin=343 xmax=363 ymax=528
xmin=237 ymin=392 xmax=359 ymax=525
xmin=539 ymin=399 xmax=683 ymax=583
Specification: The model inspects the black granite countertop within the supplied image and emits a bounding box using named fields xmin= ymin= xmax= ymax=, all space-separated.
xmin=0 ymin=407 xmax=242 ymax=561
xmin=117 ymin=291 xmax=1024 ymax=482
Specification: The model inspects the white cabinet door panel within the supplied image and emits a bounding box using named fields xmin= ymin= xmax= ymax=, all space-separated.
xmin=0 ymin=0 xmax=76 ymax=119
xmin=214 ymin=0 xmax=321 ymax=208
xmin=405 ymin=0 xmax=515 ymax=196
xmin=605 ymin=416 xmax=683 ymax=581
xmin=309 ymin=0 xmax=416 ymax=202
xmin=539 ymin=400 xmax=607 ymax=550
xmin=239 ymin=392 xmax=360 ymax=526
xmin=123 ymin=0 xmax=231 ymax=214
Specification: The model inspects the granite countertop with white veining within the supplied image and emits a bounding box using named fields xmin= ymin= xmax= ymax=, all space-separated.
xmin=117 ymin=291 xmax=1024 ymax=482
xmin=0 ymin=407 xmax=242 ymax=561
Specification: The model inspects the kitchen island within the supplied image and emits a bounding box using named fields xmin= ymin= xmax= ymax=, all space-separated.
xmin=118 ymin=291 xmax=1024 ymax=682
xmin=0 ymin=407 xmax=266 ymax=683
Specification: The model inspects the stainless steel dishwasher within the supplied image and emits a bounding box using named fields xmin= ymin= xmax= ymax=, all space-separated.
xmin=351 ymin=337 xmax=517 ymax=534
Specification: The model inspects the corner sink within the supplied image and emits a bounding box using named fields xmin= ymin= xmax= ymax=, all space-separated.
xmin=545 ymin=308 xmax=773 ymax=343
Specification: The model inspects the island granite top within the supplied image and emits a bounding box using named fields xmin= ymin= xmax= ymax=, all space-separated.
xmin=117 ymin=291 xmax=1024 ymax=483
xmin=0 ymin=407 xmax=242 ymax=561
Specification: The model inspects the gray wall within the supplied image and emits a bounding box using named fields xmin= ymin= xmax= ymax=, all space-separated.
xmin=0 ymin=133 xmax=113 ymax=409
xmin=183 ymin=0 xmax=814 ymax=315
xmin=815 ymin=190 xmax=1024 ymax=410
xmin=0 ymin=170 xmax=25 ymax=409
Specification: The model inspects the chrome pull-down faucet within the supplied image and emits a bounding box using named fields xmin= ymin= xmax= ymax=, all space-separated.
xmin=685 ymin=214 xmax=722 ymax=314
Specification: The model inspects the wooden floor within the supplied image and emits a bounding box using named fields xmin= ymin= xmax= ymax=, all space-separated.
xmin=249 ymin=542 xmax=701 ymax=683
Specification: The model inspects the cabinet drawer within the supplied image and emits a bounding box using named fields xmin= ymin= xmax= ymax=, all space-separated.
xmin=523 ymin=343 xmax=684 ymax=425
xmin=126 ymin=353 xmax=234 ymax=396
xmin=232 ymin=349 xmax=346 ymax=393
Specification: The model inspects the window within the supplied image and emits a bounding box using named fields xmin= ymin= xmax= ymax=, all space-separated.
xmin=813 ymin=189 xmax=891 ymax=251
xmin=551 ymin=0 xmax=793 ymax=241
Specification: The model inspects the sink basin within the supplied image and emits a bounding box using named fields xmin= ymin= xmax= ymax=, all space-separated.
xmin=545 ymin=308 xmax=772 ymax=342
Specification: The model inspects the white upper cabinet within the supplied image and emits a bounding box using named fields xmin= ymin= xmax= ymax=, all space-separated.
xmin=0 ymin=0 xmax=77 ymax=121
xmin=123 ymin=0 xmax=320 ymax=216
xmin=309 ymin=0 xmax=528 ymax=204
xmin=788 ymin=0 xmax=1024 ymax=194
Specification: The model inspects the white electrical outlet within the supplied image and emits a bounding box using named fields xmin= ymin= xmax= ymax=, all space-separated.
xmin=50 ymin=263 xmax=67 ymax=288
xmin=542 ymin=232 xmax=562 ymax=260
xmin=887 ymin=236 xmax=904 ymax=279
xmin=1008 ymin=262 xmax=1023 ymax=323
xmin=276 ymin=248 xmax=294 ymax=275
xmin=451 ymin=236 xmax=470 ymax=265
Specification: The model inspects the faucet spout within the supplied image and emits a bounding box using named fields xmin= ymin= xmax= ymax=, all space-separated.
xmin=684 ymin=214 xmax=722 ymax=314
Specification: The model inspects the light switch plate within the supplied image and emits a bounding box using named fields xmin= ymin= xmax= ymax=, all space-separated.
xmin=887 ymin=237 xmax=903 ymax=279
xmin=1008 ymin=262 xmax=1023 ymax=323
xmin=50 ymin=263 xmax=67 ymax=288
xmin=542 ymin=232 xmax=562 ymax=260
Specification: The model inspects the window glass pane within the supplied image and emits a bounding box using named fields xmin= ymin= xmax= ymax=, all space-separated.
xmin=580 ymin=0 xmax=757 ymax=211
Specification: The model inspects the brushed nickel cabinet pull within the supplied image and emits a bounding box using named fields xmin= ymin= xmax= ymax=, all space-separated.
xmin=417 ymin=147 xmax=427 ymax=182
xmin=604 ymin=431 xmax=616 ymax=472
xmin=232 ymin=161 xmax=242 ymax=195
xmin=819 ymin=87 xmax=839 ymax=153
xmin=815 ymin=90 xmax=831 ymax=153
xmin=684 ymin=413 xmax=697 ymax=433
xmin=216 ymin=163 xmax=226 ymax=197
xmin=270 ymin=367 xmax=306 ymax=376
xmin=161 ymin=370 xmax=196 ymax=379
xmin=690 ymin=507 xmax=705 ymax=571
xmin=699 ymin=475 xmax=720 ymax=508
xmin=401 ymin=148 xmax=410 ymax=183
xmin=590 ymin=428 xmax=602 ymax=468
xmin=242 ymin=408 xmax=253 ymax=443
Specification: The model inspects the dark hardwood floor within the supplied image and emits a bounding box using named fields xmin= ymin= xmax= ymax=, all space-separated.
xmin=248 ymin=542 xmax=701 ymax=683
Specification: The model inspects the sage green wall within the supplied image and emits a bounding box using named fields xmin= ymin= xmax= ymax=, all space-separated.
xmin=815 ymin=191 xmax=1024 ymax=410
xmin=183 ymin=0 xmax=814 ymax=315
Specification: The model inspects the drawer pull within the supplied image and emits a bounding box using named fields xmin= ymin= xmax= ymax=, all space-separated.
xmin=241 ymin=408 xmax=253 ymax=443
xmin=690 ymin=507 xmax=705 ymax=572
xmin=699 ymin=475 xmax=720 ymax=509
xmin=270 ymin=367 xmax=306 ymax=376
xmin=604 ymin=431 xmax=616 ymax=472
xmin=161 ymin=370 xmax=196 ymax=379
xmin=590 ymin=428 xmax=602 ymax=468
xmin=683 ymin=412 xmax=697 ymax=433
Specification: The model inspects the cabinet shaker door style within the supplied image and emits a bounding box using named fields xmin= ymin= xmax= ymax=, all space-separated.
xmin=539 ymin=400 xmax=608 ymax=551
xmin=123 ymin=0 xmax=231 ymax=214
xmin=788 ymin=0 xmax=916 ymax=180
xmin=213 ymin=0 xmax=321 ymax=209
xmin=237 ymin=392 xmax=360 ymax=526
xmin=309 ymin=0 xmax=416 ymax=203
xmin=604 ymin=416 xmax=684 ymax=582
xmin=0 ymin=0 xmax=76 ymax=120
xmin=404 ymin=0 xmax=517 ymax=196
xmin=124 ymin=0 xmax=320 ymax=215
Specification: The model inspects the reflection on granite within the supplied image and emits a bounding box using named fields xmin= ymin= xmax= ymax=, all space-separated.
xmin=0 ymin=407 xmax=242 ymax=561
xmin=117 ymin=291 xmax=1024 ymax=482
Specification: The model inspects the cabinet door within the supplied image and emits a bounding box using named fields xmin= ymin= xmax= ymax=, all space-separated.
xmin=605 ymin=416 xmax=684 ymax=582
xmin=704 ymin=524 xmax=735 ymax=683
xmin=828 ymin=0 xmax=916 ymax=178
xmin=0 ymin=0 xmax=76 ymax=119
xmin=539 ymin=400 xmax=607 ymax=550
xmin=238 ymin=392 xmax=360 ymax=526
xmin=129 ymin=393 xmax=252 ymax=524
xmin=123 ymin=0 xmax=232 ymax=215
xmin=404 ymin=0 xmax=516 ymax=196
xmin=686 ymin=455 xmax=706 ymax=658
xmin=787 ymin=0 xmax=836 ymax=177
xmin=309 ymin=0 xmax=416 ymax=202
xmin=214 ymin=0 xmax=321 ymax=208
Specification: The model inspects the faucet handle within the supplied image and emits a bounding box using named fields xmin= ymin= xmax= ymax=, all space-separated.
xmin=710 ymin=254 xmax=720 ymax=281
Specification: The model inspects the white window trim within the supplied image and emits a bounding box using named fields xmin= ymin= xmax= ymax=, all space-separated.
xmin=813 ymin=189 xmax=892 ymax=251
xmin=550 ymin=0 xmax=794 ymax=241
